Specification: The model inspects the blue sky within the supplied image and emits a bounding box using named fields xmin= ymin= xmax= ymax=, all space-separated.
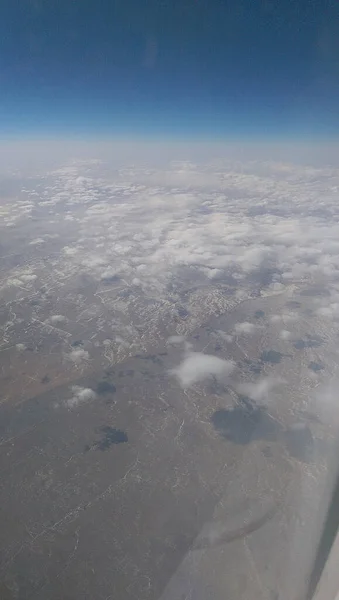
xmin=1 ymin=0 xmax=338 ymax=139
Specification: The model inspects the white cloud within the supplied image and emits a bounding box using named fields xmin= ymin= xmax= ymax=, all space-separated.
xmin=171 ymin=351 xmax=235 ymax=388
xmin=115 ymin=335 xmax=130 ymax=348
xmin=20 ymin=274 xmax=37 ymax=283
xmin=62 ymin=245 xmax=79 ymax=256
xmin=207 ymin=268 xmax=223 ymax=279
xmin=16 ymin=343 xmax=26 ymax=351
xmin=237 ymin=376 xmax=285 ymax=403
xmin=100 ymin=268 xmax=119 ymax=281
xmin=46 ymin=154 xmax=339 ymax=307
xmin=6 ymin=278 xmax=24 ymax=287
xmin=2 ymin=144 xmax=339 ymax=358
xmin=48 ymin=314 xmax=66 ymax=324
xmin=66 ymin=386 xmax=97 ymax=409
xmin=316 ymin=302 xmax=339 ymax=319
xmin=67 ymin=348 xmax=90 ymax=364
xmin=234 ymin=321 xmax=257 ymax=335
xmin=29 ymin=238 xmax=45 ymax=245
xmin=280 ymin=329 xmax=292 ymax=340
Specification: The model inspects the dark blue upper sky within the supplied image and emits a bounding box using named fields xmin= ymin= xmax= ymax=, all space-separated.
xmin=1 ymin=0 xmax=338 ymax=139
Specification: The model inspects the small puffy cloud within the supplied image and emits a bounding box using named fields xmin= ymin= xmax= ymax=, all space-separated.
xmin=75 ymin=176 xmax=92 ymax=187
xmin=100 ymin=268 xmax=119 ymax=281
xmin=171 ymin=351 xmax=235 ymax=388
xmin=16 ymin=343 xmax=26 ymax=351
xmin=62 ymin=245 xmax=78 ymax=256
xmin=20 ymin=274 xmax=37 ymax=283
xmin=280 ymin=329 xmax=292 ymax=340
xmin=316 ymin=302 xmax=339 ymax=319
xmin=237 ymin=376 xmax=285 ymax=403
xmin=66 ymin=386 xmax=97 ymax=409
xmin=29 ymin=238 xmax=45 ymax=245
xmin=115 ymin=335 xmax=130 ymax=348
xmin=6 ymin=278 xmax=23 ymax=287
xmin=207 ymin=268 xmax=223 ymax=279
xmin=48 ymin=314 xmax=66 ymax=324
xmin=234 ymin=321 xmax=257 ymax=335
xmin=43 ymin=233 xmax=59 ymax=240
xmin=81 ymin=255 xmax=107 ymax=269
xmin=238 ymin=246 xmax=272 ymax=272
xmin=67 ymin=348 xmax=90 ymax=364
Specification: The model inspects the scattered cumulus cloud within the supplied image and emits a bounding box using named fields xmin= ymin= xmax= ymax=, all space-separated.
xmin=28 ymin=154 xmax=339 ymax=315
xmin=20 ymin=274 xmax=37 ymax=283
xmin=100 ymin=268 xmax=119 ymax=281
xmin=29 ymin=238 xmax=45 ymax=245
xmin=115 ymin=335 xmax=130 ymax=348
xmin=171 ymin=350 xmax=235 ymax=388
xmin=3 ymin=151 xmax=339 ymax=363
xmin=16 ymin=343 xmax=26 ymax=351
xmin=280 ymin=329 xmax=292 ymax=340
xmin=316 ymin=302 xmax=339 ymax=319
xmin=237 ymin=376 xmax=285 ymax=403
xmin=66 ymin=386 xmax=97 ymax=409
xmin=67 ymin=348 xmax=90 ymax=364
xmin=234 ymin=321 xmax=257 ymax=335
xmin=62 ymin=245 xmax=79 ymax=256
xmin=6 ymin=277 xmax=24 ymax=287
xmin=48 ymin=314 xmax=66 ymax=324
